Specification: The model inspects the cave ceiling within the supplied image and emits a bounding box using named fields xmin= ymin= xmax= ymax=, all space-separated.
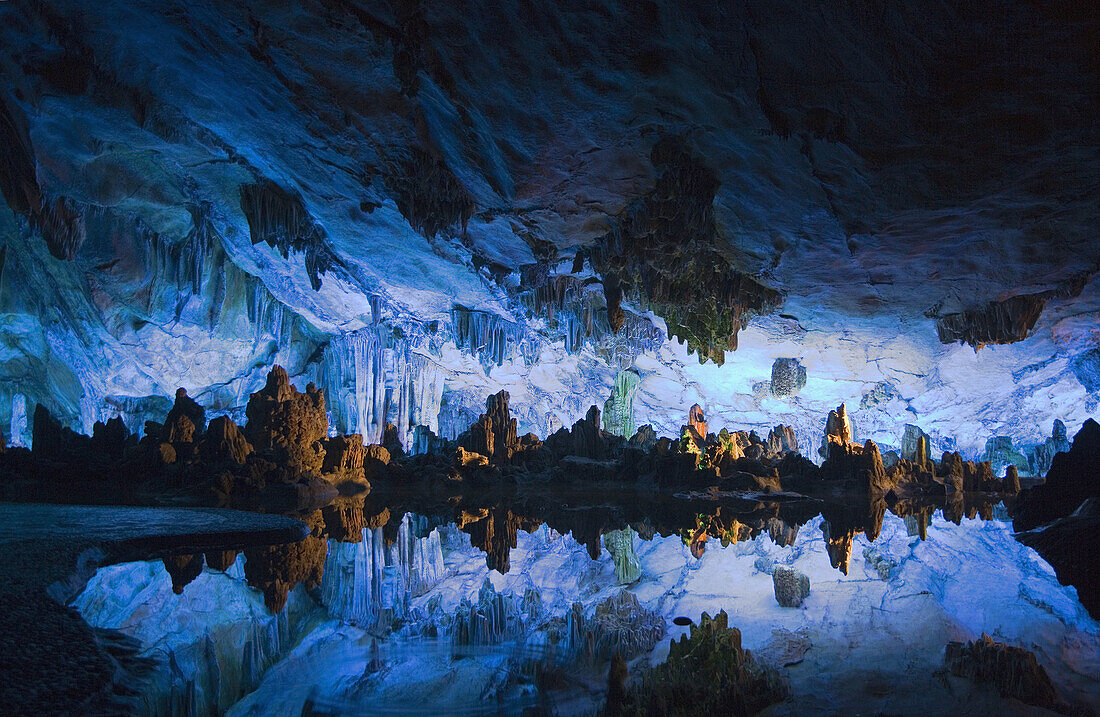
xmin=0 ymin=0 xmax=1097 ymax=455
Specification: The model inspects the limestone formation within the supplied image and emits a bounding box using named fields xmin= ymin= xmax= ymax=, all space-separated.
xmin=687 ymin=403 xmax=708 ymax=443
xmin=29 ymin=404 xmax=134 ymax=479
xmin=588 ymin=137 xmax=781 ymax=365
xmin=381 ymin=422 xmax=404 ymax=458
xmin=900 ymin=424 xmax=931 ymax=464
xmin=767 ymin=425 xmax=799 ymax=455
xmin=820 ymin=438 xmax=890 ymax=494
xmin=628 ymin=424 xmax=657 ymax=450
xmin=203 ymin=550 xmax=239 ymax=572
xmin=454 ymin=446 xmax=489 ymax=468
xmin=321 ymin=434 xmax=367 ymax=483
xmin=821 ymin=519 xmax=856 ymax=575
xmin=938 ymin=451 xmax=966 ymax=493
xmin=459 ymin=508 xmax=535 ymax=574
xmin=320 ymin=497 xmax=368 ymax=542
xmin=602 ymin=370 xmax=641 ymax=438
xmin=981 ymin=436 xmax=1029 ymax=477
xmin=450 ymin=578 xmax=526 ymax=647
xmin=585 ymin=591 xmax=665 ymax=661
xmin=571 ymin=405 xmax=606 ymax=460
xmin=466 ymin=414 xmax=494 ymax=461
xmin=31 ymin=404 xmax=66 ymax=458
xmin=483 ymin=391 xmax=518 ymax=460
xmin=162 ymin=553 xmax=204 ymax=594
xmin=359 ymin=444 xmax=389 ymax=483
xmin=1015 ymin=418 xmax=1100 ymax=531
xmin=1028 ymin=419 xmax=1072 ymax=476
xmin=91 ymin=417 xmax=129 ymax=461
xmin=239 ymin=179 xmax=334 ymax=290
xmin=165 ymin=388 xmax=206 ymax=434
xmin=860 ymin=381 xmax=902 ymax=410
xmin=164 ymin=413 xmax=196 ymax=445
xmin=945 ymin=634 xmax=1068 ymax=714
xmin=618 ymin=610 xmax=786 ymax=715
xmin=770 ymin=358 xmax=807 ymax=398
xmin=772 ymin=567 xmax=810 ymax=607
xmin=200 ymin=416 xmax=253 ymax=466
xmin=462 ymin=391 xmax=519 ymax=461
xmin=935 ymin=280 xmax=1087 ymax=349
xmin=937 ymin=452 xmax=1005 ymax=492
xmin=245 ymin=366 xmax=328 ymax=475
xmin=603 ymin=527 xmax=642 ymax=584
xmin=819 ymin=403 xmax=853 ymax=459
xmin=243 ymin=510 xmax=328 ymax=612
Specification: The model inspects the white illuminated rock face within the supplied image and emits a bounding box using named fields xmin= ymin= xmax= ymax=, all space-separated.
xmin=75 ymin=513 xmax=1100 ymax=715
xmin=74 ymin=556 xmax=324 ymax=716
xmin=0 ymin=0 xmax=1096 ymax=459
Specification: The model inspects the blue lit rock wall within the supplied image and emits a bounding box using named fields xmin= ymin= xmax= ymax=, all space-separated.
xmin=0 ymin=0 xmax=1096 ymax=458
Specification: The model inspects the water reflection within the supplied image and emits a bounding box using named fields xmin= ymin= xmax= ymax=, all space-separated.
xmin=76 ymin=490 xmax=1100 ymax=716
xmin=157 ymin=488 xmax=1014 ymax=613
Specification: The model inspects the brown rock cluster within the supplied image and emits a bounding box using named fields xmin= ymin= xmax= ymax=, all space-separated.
xmin=457 ymin=507 xmax=540 ymax=573
xmin=808 ymin=404 xmax=1017 ymax=500
xmin=201 ymin=416 xmax=253 ymax=466
xmin=460 ymin=391 xmax=538 ymax=466
xmin=243 ymin=510 xmax=328 ymax=612
xmin=938 ymin=451 xmax=1004 ymax=492
xmin=245 ymin=366 xmax=327 ymax=475
xmin=820 ymin=403 xmax=853 ymax=458
xmin=11 ymin=366 xmax=378 ymax=509
xmin=605 ymin=610 xmax=786 ymax=715
xmin=588 ymin=136 xmax=781 ymax=365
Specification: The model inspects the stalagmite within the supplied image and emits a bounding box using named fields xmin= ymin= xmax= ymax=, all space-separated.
xmin=603 ymin=527 xmax=642 ymax=584
xmin=820 ymin=403 xmax=853 ymax=459
xmin=10 ymin=394 xmax=26 ymax=447
xmin=602 ymin=370 xmax=641 ymax=438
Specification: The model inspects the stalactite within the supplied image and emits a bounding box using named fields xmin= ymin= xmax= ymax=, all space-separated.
xmin=320 ymin=514 xmax=446 ymax=628
xmin=318 ymin=328 xmax=443 ymax=449
xmin=239 ymin=180 xmax=334 ymax=291
xmin=176 ymin=203 xmax=217 ymax=295
xmin=247 ymin=282 xmax=292 ymax=353
xmin=437 ymin=389 xmax=482 ymax=441
xmin=451 ymin=306 xmax=526 ymax=369
xmin=517 ymin=273 xmax=662 ymax=368
xmin=78 ymin=389 xmax=100 ymax=436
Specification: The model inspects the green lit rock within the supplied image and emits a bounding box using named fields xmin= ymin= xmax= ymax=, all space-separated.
xmin=603 ymin=369 xmax=641 ymax=438
xmin=604 ymin=526 xmax=642 ymax=584
xmin=981 ymin=436 xmax=1030 ymax=478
